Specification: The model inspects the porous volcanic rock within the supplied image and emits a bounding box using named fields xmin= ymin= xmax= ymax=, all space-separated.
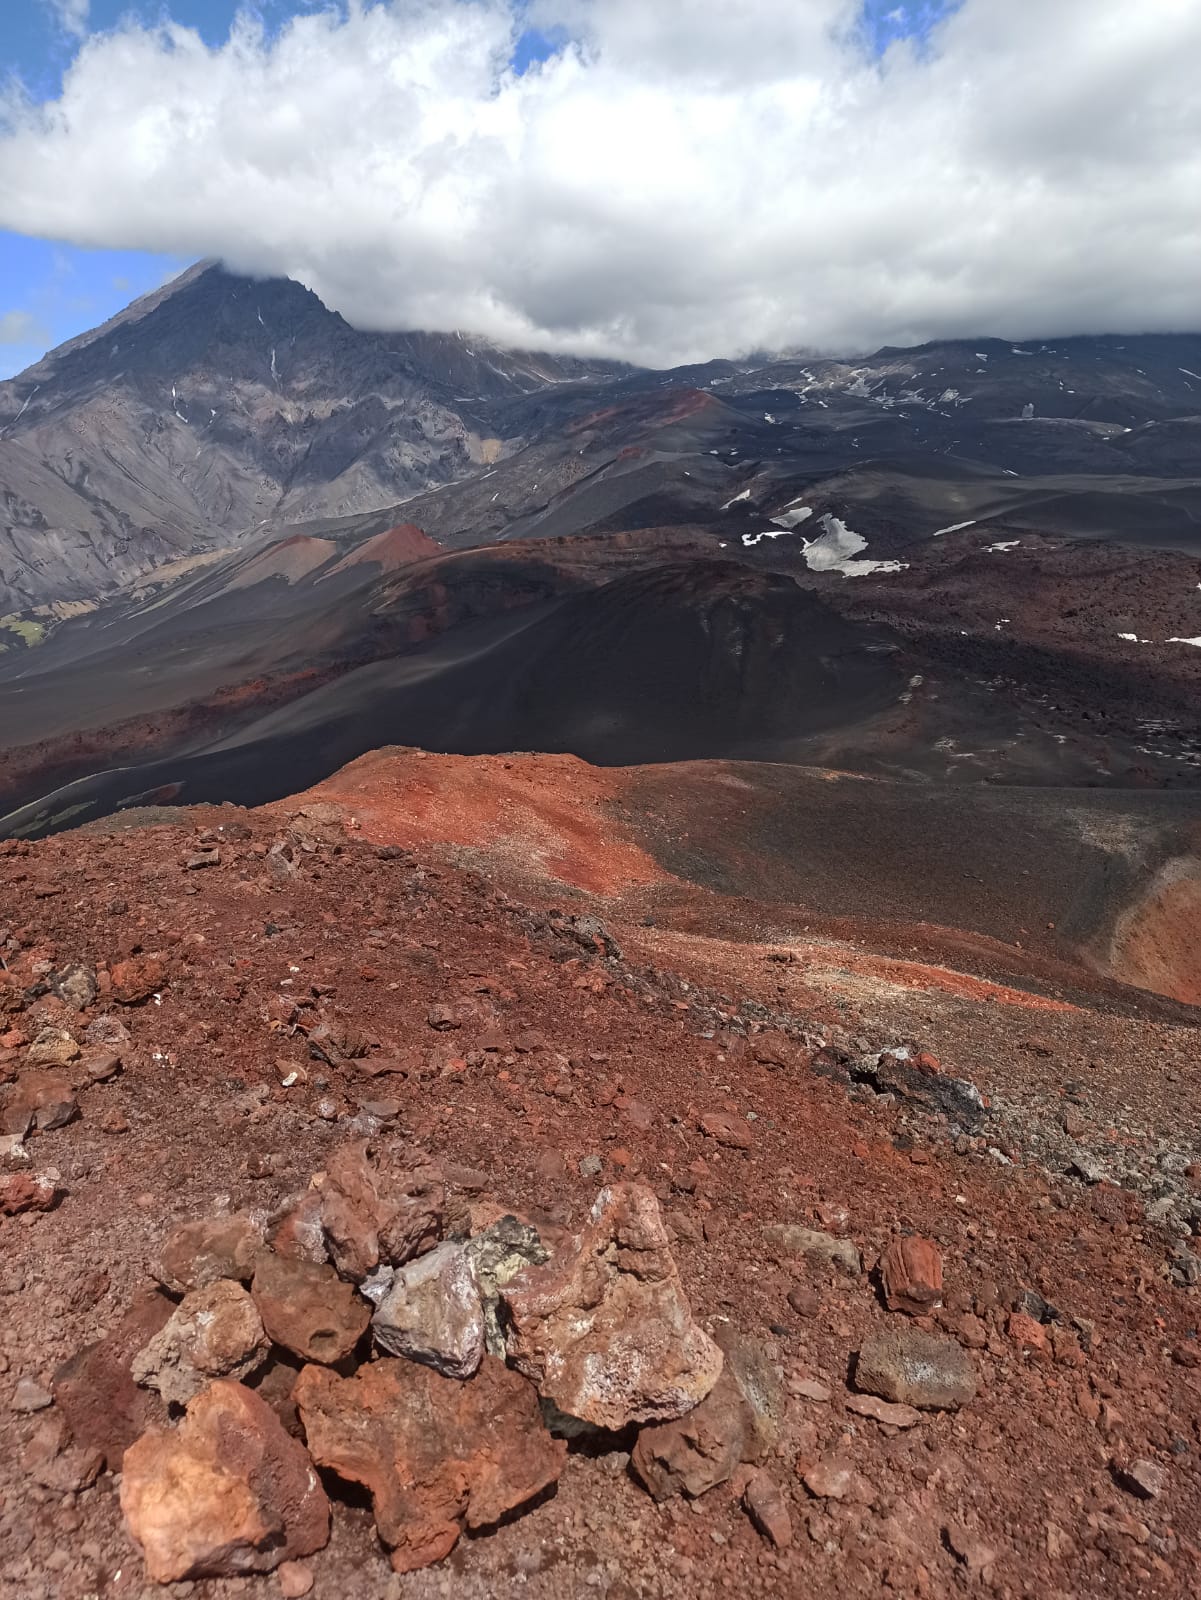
xmin=120 ymin=1379 xmax=330 ymax=1582
xmin=251 ymin=1250 xmax=370 ymax=1365
xmin=502 ymin=1183 xmax=723 ymax=1429
xmin=293 ymin=1355 xmax=566 ymax=1574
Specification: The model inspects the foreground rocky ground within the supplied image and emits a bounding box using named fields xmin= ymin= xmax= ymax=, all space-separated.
xmin=2 ymin=789 xmax=1201 ymax=1599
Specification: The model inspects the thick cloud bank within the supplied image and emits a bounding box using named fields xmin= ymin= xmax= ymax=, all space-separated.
xmin=1 ymin=0 xmax=1199 ymax=364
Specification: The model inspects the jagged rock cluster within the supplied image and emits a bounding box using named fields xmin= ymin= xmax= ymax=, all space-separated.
xmin=96 ymin=1147 xmax=741 ymax=1582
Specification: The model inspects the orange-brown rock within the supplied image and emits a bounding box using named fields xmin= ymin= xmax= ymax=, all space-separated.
xmin=316 ymin=1139 xmax=444 ymax=1281
xmin=3 ymin=1069 xmax=77 ymax=1134
xmin=0 ymin=1170 xmax=61 ymax=1214
xmin=631 ymin=1328 xmax=782 ymax=1500
xmin=251 ymin=1250 xmax=370 ymax=1364
xmin=879 ymin=1235 xmax=944 ymax=1316
xmin=111 ymin=954 xmax=167 ymax=1005
xmin=293 ymin=1355 xmax=565 ymax=1574
xmin=156 ymin=1213 xmax=266 ymax=1294
xmin=120 ymin=1380 xmax=330 ymax=1583
xmin=502 ymin=1183 xmax=723 ymax=1429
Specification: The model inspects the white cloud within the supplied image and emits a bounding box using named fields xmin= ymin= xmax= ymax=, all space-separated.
xmin=0 ymin=0 xmax=1198 ymax=365
xmin=0 ymin=310 xmax=50 ymax=347
xmin=44 ymin=0 xmax=90 ymax=38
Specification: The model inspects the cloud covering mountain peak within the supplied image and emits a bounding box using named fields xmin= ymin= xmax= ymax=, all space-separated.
xmin=1 ymin=0 xmax=1198 ymax=365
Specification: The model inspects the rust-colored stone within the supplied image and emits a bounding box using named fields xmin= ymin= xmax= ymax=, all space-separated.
xmin=316 ymin=1139 xmax=444 ymax=1281
xmin=251 ymin=1250 xmax=370 ymax=1365
xmin=156 ymin=1213 xmax=266 ymax=1294
xmin=54 ymin=1289 xmax=174 ymax=1470
xmin=879 ymin=1235 xmax=945 ymax=1316
xmin=294 ymin=1355 xmax=565 ymax=1574
xmin=120 ymin=1380 xmax=330 ymax=1583
xmin=111 ymin=955 xmax=167 ymax=1005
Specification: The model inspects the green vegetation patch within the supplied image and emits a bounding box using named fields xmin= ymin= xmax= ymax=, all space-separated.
xmin=0 ymin=614 xmax=47 ymax=647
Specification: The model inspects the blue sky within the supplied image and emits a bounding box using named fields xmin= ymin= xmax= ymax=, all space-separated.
xmin=0 ymin=0 xmax=954 ymax=380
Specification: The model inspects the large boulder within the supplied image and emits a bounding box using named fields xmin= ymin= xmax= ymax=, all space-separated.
xmin=120 ymin=1380 xmax=330 ymax=1583
xmin=294 ymin=1356 xmax=565 ymax=1574
xmin=502 ymin=1183 xmax=723 ymax=1430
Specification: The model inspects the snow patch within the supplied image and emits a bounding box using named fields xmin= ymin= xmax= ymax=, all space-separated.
xmin=741 ymin=527 xmax=793 ymax=547
xmin=0 ymin=384 xmax=39 ymax=439
xmin=721 ymin=489 xmax=752 ymax=510
xmin=770 ymin=505 xmax=814 ymax=531
xmin=987 ymin=541 xmax=1020 ymax=552
xmin=933 ymin=520 xmax=977 ymax=537
xmin=1167 ymin=637 xmax=1201 ymax=648
xmin=801 ymin=515 xmax=909 ymax=578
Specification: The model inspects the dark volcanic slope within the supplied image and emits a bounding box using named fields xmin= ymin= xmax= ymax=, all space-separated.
xmin=0 ymin=563 xmax=905 ymax=835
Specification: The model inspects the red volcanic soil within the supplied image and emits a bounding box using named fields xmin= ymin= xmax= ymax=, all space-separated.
xmin=320 ymin=523 xmax=441 ymax=579
xmin=278 ymin=747 xmax=671 ymax=897
xmin=1107 ymin=863 xmax=1201 ymax=1005
xmin=225 ymin=534 xmax=339 ymax=590
xmin=2 ymin=779 xmax=1201 ymax=1598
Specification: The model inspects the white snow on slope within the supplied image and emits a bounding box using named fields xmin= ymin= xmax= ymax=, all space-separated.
xmin=801 ymin=515 xmax=908 ymax=577
xmin=933 ymin=519 xmax=977 ymax=537
xmin=770 ymin=505 xmax=815 ymax=531
xmin=1167 ymin=636 xmax=1201 ymax=647
xmin=987 ymin=541 xmax=1020 ymax=552
xmin=742 ymin=527 xmax=793 ymax=547
xmin=722 ymin=488 xmax=752 ymax=510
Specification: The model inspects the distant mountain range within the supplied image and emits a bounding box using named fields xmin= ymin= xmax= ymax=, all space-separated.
xmin=2 ymin=261 xmax=1199 ymax=613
